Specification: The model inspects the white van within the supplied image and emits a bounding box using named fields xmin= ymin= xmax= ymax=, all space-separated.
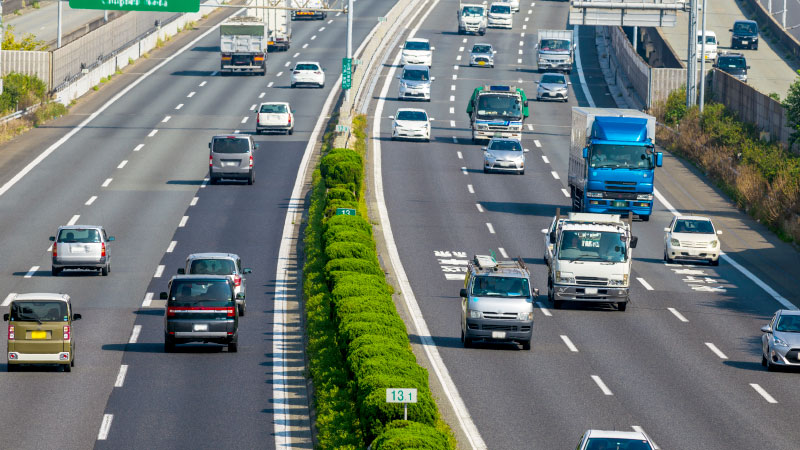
xmin=697 ymin=31 xmax=718 ymax=62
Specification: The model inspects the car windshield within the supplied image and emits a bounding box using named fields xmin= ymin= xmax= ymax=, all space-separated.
xmin=470 ymin=276 xmax=530 ymax=297
xmin=462 ymin=6 xmax=484 ymax=16
xmin=590 ymin=144 xmax=655 ymax=170
xmin=212 ymin=137 xmax=250 ymax=153
xmin=472 ymin=45 xmax=492 ymax=53
xmin=403 ymin=69 xmax=429 ymax=81
xmin=58 ymin=228 xmax=100 ymax=243
xmin=558 ymin=230 xmax=627 ymax=262
xmin=10 ymin=301 xmax=68 ymax=322
xmin=734 ymin=22 xmax=757 ymax=34
xmin=190 ymin=258 xmax=236 ymax=275
xmin=396 ymin=110 xmax=427 ymax=121
xmin=404 ymin=41 xmax=430 ymax=51
xmin=584 ymin=438 xmax=653 ymax=450
xmin=541 ymin=74 xmax=566 ymax=84
xmin=673 ymin=219 xmax=714 ymax=234
xmin=697 ymin=35 xmax=716 ymax=44
xmin=540 ymin=38 xmax=570 ymax=51
xmin=476 ymin=94 xmax=522 ymax=120
xmin=296 ymin=63 xmax=320 ymax=71
xmin=490 ymin=4 xmax=510 ymax=13
xmin=718 ymin=57 xmax=746 ymax=69
xmin=169 ymin=280 xmax=233 ymax=306
xmin=776 ymin=315 xmax=800 ymax=332
xmin=260 ymin=104 xmax=287 ymax=113
xmin=489 ymin=140 xmax=522 ymax=151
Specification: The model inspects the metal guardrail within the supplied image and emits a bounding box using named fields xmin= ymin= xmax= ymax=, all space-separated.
xmin=0 ymin=104 xmax=41 ymax=125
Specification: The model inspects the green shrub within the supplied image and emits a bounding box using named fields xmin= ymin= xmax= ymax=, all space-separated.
xmin=372 ymin=420 xmax=453 ymax=450
xmin=325 ymin=159 xmax=363 ymax=193
xmin=336 ymin=295 xmax=397 ymax=317
xmin=327 ymin=187 xmax=357 ymax=202
xmin=339 ymin=314 xmax=409 ymax=345
xmin=324 ymin=214 xmax=373 ymax=236
xmin=325 ymin=199 xmax=359 ymax=217
xmin=332 ymin=273 xmax=392 ymax=294
xmin=325 ymin=241 xmax=378 ymax=263
xmin=331 ymin=282 xmax=393 ymax=302
xmin=0 ymin=72 xmax=46 ymax=113
xmin=355 ymin=357 xmax=429 ymax=389
xmin=347 ymin=338 xmax=415 ymax=373
xmin=33 ymin=102 xmax=67 ymax=125
xmin=662 ymin=86 xmax=687 ymax=126
xmin=321 ymin=148 xmax=362 ymax=177
xmin=323 ymin=226 xmax=374 ymax=248
xmin=325 ymin=257 xmax=383 ymax=278
xmin=357 ymin=374 xmax=439 ymax=439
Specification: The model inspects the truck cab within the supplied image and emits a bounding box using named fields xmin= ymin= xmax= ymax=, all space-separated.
xmin=536 ymin=29 xmax=575 ymax=74
xmin=466 ymin=85 xmax=528 ymax=143
xmin=457 ymin=2 xmax=488 ymax=35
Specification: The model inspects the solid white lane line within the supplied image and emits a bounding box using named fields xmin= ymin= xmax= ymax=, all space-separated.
xmin=450 ymin=95 xmax=455 ymax=102
xmin=527 ymin=123 xmax=533 ymax=130
xmin=486 ymin=223 xmax=495 ymax=234
xmin=561 ymin=335 xmax=579 ymax=352
xmin=631 ymin=427 xmax=658 ymax=449
xmin=450 ymin=107 xmax=455 ymax=114
xmin=199 ymin=81 xmax=207 ymax=87
xmin=534 ymin=139 xmax=541 ymax=147
xmin=551 ymin=171 xmax=560 ymax=180
xmin=175 ymin=104 xmax=183 ymax=110
xmin=303 ymin=43 xmax=309 ymax=48
xmin=166 ymin=241 xmax=177 ymax=253
xmin=468 ymin=184 xmax=474 ymax=193
xmin=241 ymin=117 xmax=249 ymax=123
xmin=591 ymin=375 xmax=614 ymax=395
xmin=461 ymin=167 xmax=468 ymax=175
xmin=667 ymin=307 xmax=689 ymax=322
xmin=190 ymin=196 xmax=199 ymax=206
xmin=128 ymin=325 xmax=141 ymax=344
xmin=476 ymin=204 xmax=484 ymax=213
xmin=536 ymin=302 xmax=552 ymax=316
xmin=259 ymin=92 xmax=266 ymax=98
xmin=141 ymin=292 xmax=153 ymax=308
xmin=450 ymin=120 xmax=456 ymax=127
xmin=187 ymin=91 xmax=196 ymax=97
xmin=293 ymin=52 xmax=300 ymax=58
xmin=541 ymin=155 xmax=549 ymax=164
xmin=114 ymin=365 xmax=128 ymax=387
xmin=750 ymin=383 xmax=778 ymax=403
xmin=148 ymin=129 xmax=158 ymax=137
xmin=179 ymin=216 xmax=188 ymax=227
xmin=276 ymin=71 xmax=283 ymax=77
xmin=85 ymin=195 xmax=98 ymax=205
xmin=97 ymin=414 xmax=113 ymax=440
xmin=102 ymin=178 xmax=112 ymax=187
xmin=311 ymin=35 xmax=317 ymax=40
xmin=250 ymin=104 xmax=257 ymax=111
xmin=268 ymin=81 xmax=274 ymax=88
xmin=573 ymin=25 xmax=595 ymax=108
xmin=134 ymin=144 xmax=144 ymax=151
xmin=705 ymin=342 xmax=728 ymax=359
xmin=498 ymin=247 xmax=508 ymax=258
xmin=117 ymin=160 xmax=128 ymax=169
xmin=637 ymin=277 xmax=654 ymax=290
xmin=162 ymin=115 xmax=171 ymax=122
xmin=154 ymin=265 xmax=165 ymax=278
xmin=457 ymin=151 xmax=463 ymax=159
xmin=561 ymin=188 xmax=570 ymax=197
xmin=1 ymin=293 xmax=16 ymax=307
xmin=67 ymin=214 xmax=80 ymax=225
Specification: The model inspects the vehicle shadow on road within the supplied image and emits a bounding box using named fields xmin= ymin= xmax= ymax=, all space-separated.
xmin=480 ymin=200 xmax=563 ymax=217
xmin=191 ymin=46 xmax=220 ymax=52
xmin=171 ymin=70 xmax=217 ymax=76
xmin=102 ymin=342 xmax=167 ymax=353
xmin=166 ymin=179 xmax=207 ymax=185
xmin=722 ymin=360 xmax=768 ymax=372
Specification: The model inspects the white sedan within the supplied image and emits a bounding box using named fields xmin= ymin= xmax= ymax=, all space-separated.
xmin=290 ymin=61 xmax=325 ymax=88
xmin=664 ymin=215 xmax=722 ymax=265
xmin=391 ymin=108 xmax=431 ymax=141
xmin=255 ymin=102 xmax=293 ymax=134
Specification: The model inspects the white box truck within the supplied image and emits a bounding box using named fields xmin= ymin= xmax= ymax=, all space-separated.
xmin=535 ymin=29 xmax=575 ymax=73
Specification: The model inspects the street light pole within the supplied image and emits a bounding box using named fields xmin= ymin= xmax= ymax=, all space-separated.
xmin=1 ymin=0 xmax=3 ymax=96
xmin=686 ymin=0 xmax=698 ymax=108
xmin=699 ymin=0 xmax=707 ymax=111
xmin=345 ymin=0 xmax=352 ymax=102
xmin=57 ymin=0 xmax=63 ymax=48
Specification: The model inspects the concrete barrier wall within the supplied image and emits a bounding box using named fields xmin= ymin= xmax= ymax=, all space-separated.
xmin=744 ymin=0 xmax=800 ymax=61
xmin=712 ymin=68 xmax=792 ymax=147
xmin=1 ymin=50 xmax=50 ymax=86
xmin=639 ymin=26 xmax=683 ymax=69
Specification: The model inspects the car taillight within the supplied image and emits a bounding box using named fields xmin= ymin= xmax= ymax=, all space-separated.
xmin=167 ymin=307 xmax=177 ymax=317
xmin=209 ymin=154 xmax=213 ymax=168
xmin=63 ymin=326 xmax=70 ymax=340
xmin=256 ymin=115 xmax=260 ymax=125
xmin=226 ymin=307 xmax=235 ymax=317
xmin=52 ymin=244 xmax=57 ymax=258
xmin=249 ymin=155 xmax=253 ymax=168
xmin=8 ymin=326 xmax=14 ymax=340
xmin=287 ymin=115 xmax=291 ymax=124
xmin=101 ymin=242 xmax=106 ymax=257
xmin=234 ymin=275 xmax=242 ymax=287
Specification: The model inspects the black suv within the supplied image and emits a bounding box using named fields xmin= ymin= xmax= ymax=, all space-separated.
xmin=714 ymin=52 xmax=749 ymax=83
xmin=162 ymin=275 xmax=241 ymax=352
xmin=730 ymin=19 xmax=758 ymax=50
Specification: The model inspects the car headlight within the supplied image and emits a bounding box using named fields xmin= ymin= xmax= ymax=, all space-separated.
xmin=586 ymin=191 xmax=603 ymax=198
xmin=670 ymin=238 xmax=680 ymax=247
xmin=709 ymin=240 xmax=718 ymax=248
xmin=485 ymin=152 xmax=497 ymax=161
xmin=608 ymin=274 xmax=628 ymax=286
xmin=556 ymin=271 xmax=575 ymax=284
xmin=773 ymin=336 xmax=789 ymax=347
xmin=510 ymin=125 xmax=522 ymax=131
xmin=476 ymin=123 xmax=488 ymax=130
xmin=517 ymin=312 xmax=533 ymax=321
xmin=636 ymin=193 xmax=654 ymax=201
xmin=469 ymin=310 xmax=483 ymax=319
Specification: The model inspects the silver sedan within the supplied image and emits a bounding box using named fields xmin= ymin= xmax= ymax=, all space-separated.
xmin=536 ymin=72 xmax=570 ymax=102
xmin=762 ymin=309 xmax=800 ymax=371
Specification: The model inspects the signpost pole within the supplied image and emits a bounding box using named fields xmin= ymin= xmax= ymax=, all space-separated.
xmin=686 ymin=0 xmax=698 ymax=108
xmin=58 ymin=0 xmax=63 ymax=48
xmin=698 ymin=0 xmax=707 ymax=112
xmin=404 ymin=404 xmax=407 ymax=421
xmin=345 ymin=0 xmax=353 ymax=102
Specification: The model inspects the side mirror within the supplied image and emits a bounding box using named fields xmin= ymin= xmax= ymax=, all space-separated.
xmin=524 ymin=148 xmax=530 ymax=153
xmin=541 ymin=228 xmax=548 ymax=234
xmin=236 ymin=293 xmax=245 ymax=300
xmin=630 ymin=236 xmax=639 ymax=249
xmin=717 ymin=230 xmax=723 ymax=235
xmin=431 ymin=76 xmax=436 ymax=81
xmin=728 ymin=28 xmax=733 ymax=32
xmin=459 ymin=288 xmax=468 ymax=298
xmin=663 ymin=227 xmax=670 ymax=232
xmin=399 ymin=45 xmax=404 ymax=49
xmin=2 ymin=314 xmax=8 ymax=321
xmin=582 ymin=147 xmax=588 ymax=158
xmin=656 ymin=152 xmax=663 ymax=167
xmin=481 ymin=147 xmax=488 ymax=152
xmin=534 ymin=43 xmax=539 ymax=49
xmin=388 ymin=115 xmax=395 ymax=119
xmin=160 ymin=292 xmax=168 ymax=300
xmin=208 ymin=143 xmax=211 ymax=148
xmin=523 ymin=100 xmax=529 ymax=107
xmin=107 ymin=236 xmax=115 ymax=242
xmin=431 ymin=46 xmax=436 ymax=50
xmin=72 ymin=313 xmax=82 ymax=321
xmin=761 ymin=325 xmax=772 ymax=334
xmin=49 ymin=236 xmax=55 ymax=241
xmin=254 ymin=143 xmax=260 ymax=149
xmin=492 ymin=50 xmax=497 ymax=54
xmin=746 ymin=66 xmax=751 ymax=69
xmin=177 ymin=268 xmax=186 ymax=274
xmin=243 ymin=268 xmax=252 ymax=274
xmin=535 ymin=81 xmax=540 ymax=84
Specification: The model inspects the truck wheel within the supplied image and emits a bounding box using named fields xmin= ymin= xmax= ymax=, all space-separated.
xmin=553 ymin=300 xmax=564 ymax=309
xmin=640 ymin=215 xmax=650 ymax=222
xmin=101 ymin=264 xmax=109 ymax=276
xmin=228 ymin=341 xmax=238 ymax=352
xmin=520 ymin=340 xmax=531 ymax=350
xmin=52 ymin=267 xmax=61 ymax=276
xmin=618 ymin=302 xmax=628 ymax=312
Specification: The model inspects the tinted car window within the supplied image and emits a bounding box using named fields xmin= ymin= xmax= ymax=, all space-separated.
xmin=190 ymin=259 xmax=236 ymax=275
xmin=296 ymin=63 xmax=320 ymax=71
xmin=260 ymin=104 xmax=287 ymax=113
xmin=404 ymin=41 xmax=430 ymax=51
xmin=212 ymin=138 xmax=250 ymax=154
xmin=776 ymin=315 xmax=800 ymax=332
xmin=490 ymin=4 xmax=510 ymax=13
xmin=541 ymin=74 xmax=566 ymax=84
xmin=403 ymin=69 xmax=429 ymax=81
xmin=471 ymin=276 xmax=530 ymax=297
xmin=584 ymin=438 xmax=652 ymax=450
xmin=396 ymin=110 xmax=427 ymax=121
xmin=674 ymin=219 xmax=714 ymax=233
xmin=489 ymin=140 xmax=522 ymax=151
xmin=540 ymin=39 xmax=570 ymax=51
xmin=733 ymin=21 xmax=757 ymax=35
xmin=472 ymin=45 xmax=492 ymax=53
xmin=697 ymin=35 xmax=716 ymax=44
xmin=169 ymin=280 xmax=233 ymax=306
xmin=58 ymin=228 xmax=100 ymax=243
xmin=718 ymin=57 xmax=746 ymax=69
xmin=10 ymin=301 xmax=68 ymax=322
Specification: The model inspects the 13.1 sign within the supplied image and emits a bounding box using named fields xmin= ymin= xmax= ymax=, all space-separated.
xmin=386 ymin=388 xmax=417 ymax=403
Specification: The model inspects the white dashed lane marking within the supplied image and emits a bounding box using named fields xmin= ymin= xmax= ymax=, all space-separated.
xmin=190 ymin=196 xmax=199 ymax=206
xmin=551 ymin=171 xmax=560 ymax=180
xmin=97 ymin=414 xmax=113 ymax=441
xmin=241 ymin=117 xmax=249 ymax=124
xmin=486 ymin=223 xmax=495 ymax=234
xmin=293 ymin=52 xmax=300 ymax=58
xmin=705 ymin=342 xmax=728 ymax=359
xmin=637 ymin=277 xmax=654 ymax=290
xmin=175 ymin=104 xmax=183 ymax=110
xmin=162 ymin=116 xmax=171 ymax=123
xmin=450 ymin=95 xmax=455 ymax=102
xmin=450 ymin=120 xmax=456 ymax=127
xmin=284 ymin=61 xmax=291 ymax=67
xmin=476 ymin=203 xmax=484 ymax=213
xmin=128 ymin=325 xmax=141 ymax=344
xmin=187 ymin=91 xmax=196 ymax=97
xmin=114 ymin=365 xmax=128 ymax=387
xmin=468 ymin=184 xmax=474 ymax=193
xmin=498 ymin=247 xmax=508 ymax=258
xmin=461 ymin=167 xmax=468 ymax=175
xmin=561 ymin=188 xmax=570 ymax=197
xmin=517 ymin=59 xmax=522 ymax=64
xmin=24 ymin=266 xmax=38 ymax=278
xmin=668 ymin=307 xmax=689 ymax=322
xmin=154 ymin=265 xmax=165 ymax=278
xmin=117 ymin=160 xmax=128 ymax=169
xmin=67 ymin=214 xmax=80 ymax=225
xmin=259 ymin=92 xmax=266 ymax=98
xmin=560 ymin=335 xmax=579 ymax=352
xmin=102 ymin=178 xmax=113 ymax=187
xmin=536 ymin=302 xmax=552 ymax=316
xmin=85 ymin=196 xmax=98 ymax=206
xmin=459 ymin=46 xmax=464 ymax=51
xmin=303 ymin=43 xmax=309 ymax=48
xmin=268 ymin=81 xmax=274 ymax=88
xmin=457 ymin=151 xmax=463 ymax=159
xmin=591 ymin=375 xmax=613 ymax=396
xmin=166 ymin=241 xmax=177 ymax=253
xmin=179 ymin=216 xmax=189 ymax=227
xmin=199 ymin=81 xmax=207 ymax=87
xmin=534 ymin=139 xmax=541 ymax=147
xmin=249 ymin=104 xmax=257 ymax=111
xmin=451 ymin=85 xmax=456 ymax=91
xmin=541 ymin=155 xmax=549 ymax=164
xmin=750 ymin=383 xmax=778 ymax=404
xmin=311 ymin=35 xmax=317 ymax=40
xmin=134 ymin=144 xmax=144 ymax=151
xmin=148 ymin=130 xmax=158 ymax=137
xmin=141 ymin=292 xmax=154 ymax=307
xmin=527 ymin=124 xmax=533 ymax=130
xmin=276 ymin=71 xmax=283 ymax=77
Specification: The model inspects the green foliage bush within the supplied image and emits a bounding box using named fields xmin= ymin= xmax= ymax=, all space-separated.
xmin=336 ymin=295 xmax=397 ymax=317
xmin=325 ymin=257 xmax=383 ymax=277
xmin=331 ymin=274 xmax=392 ymax=298
xmin=325 ymin=240 xmax=377 ymax=263
xmin=324 ymin=199 xmax=359 ymax=217
xmin=372 ymin=420 xmax=453 ymax=450
xmin=323 ymin=226 xmax=374 ymax=248
xmin=357 ymin=374 xmax=439 ymax=438
xmin=326 ymin=187 xmax=357 ymax=202
xmin=324 ymin=214 xmax=373 ymax=236
xmin=662 ymin=86 xmax=687 ymax=127
xmin=0 ymin=72 xmax=47 ymax=113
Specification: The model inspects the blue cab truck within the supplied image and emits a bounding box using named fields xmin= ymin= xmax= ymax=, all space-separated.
xmin=568 ymin=107 xmax=663 ymax=221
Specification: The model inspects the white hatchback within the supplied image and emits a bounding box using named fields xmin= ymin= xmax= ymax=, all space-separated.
xmin=391 ymin=108 xmax=431 ymax=141
xmin=664 ymin=215 xmax=722 ymax=265
xmin=488 ymin=2 xmax=513 ymax=29
xmin=290 ymin=61 xmax=325 ymax=88
xmin=256 ymin=102 xmax=293 ymax=134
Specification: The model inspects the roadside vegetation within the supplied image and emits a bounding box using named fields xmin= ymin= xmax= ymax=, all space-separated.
xmin=303 ymin=115 xmax=456 ymax=449
xmin=2 ymin=25 xmax=47 ymax=50
xmin=0 ymin=73 xmax=67 ymax=144
xmin=653 ymin=87 xmax=800 ymax=243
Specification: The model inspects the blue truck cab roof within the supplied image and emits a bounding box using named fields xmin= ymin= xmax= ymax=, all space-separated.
xmin=591 ymin=116 xmax=650 ymax=143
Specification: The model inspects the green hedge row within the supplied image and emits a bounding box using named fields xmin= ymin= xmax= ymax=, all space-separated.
xmin=304 ymin=115 xmax=455 ymax=448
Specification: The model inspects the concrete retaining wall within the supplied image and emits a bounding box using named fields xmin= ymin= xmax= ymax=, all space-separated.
xmin=744 ymin=0 xmax=800 ymax=61
xmin=1 ymin=50 xmax=50 ymax=86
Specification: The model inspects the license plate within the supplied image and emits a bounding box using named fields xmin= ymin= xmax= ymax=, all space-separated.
xmin=491 ymin=331 xmax=506 ymax=339
xmin=478 ymin=61 xmax=485 ymax=65
xmin=224 ymin=161 xmax=239 ymax=167
xmin=585 ymin=287 xmax=598 ymax=295
xmin=612 ymin=201 xmax=627 ymax=207
xmin=31 ymin=330 xmax=47 ymax=339
xmin=741 ymin=41 xmax=748 ymax=45
xmin=70 ymin=245 xmax=86 ymax=253
xmin=193 ymin=324 xmax=209 ymax=332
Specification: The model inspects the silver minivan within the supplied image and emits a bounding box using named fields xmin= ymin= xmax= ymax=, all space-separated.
xmin=178 ymin=253 xmax=251 ymax=316
xmin=209 ymin=134 xmax=256 ymax=185
xmin=50 ymin=225 xmax=114 ymax=276
xmin=397 ymin=64 xmax=434 ymax=102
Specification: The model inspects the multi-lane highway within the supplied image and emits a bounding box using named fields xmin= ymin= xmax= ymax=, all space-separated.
xmin=0 ymin=0 xmax=393 ymax=448
xmin=368 ymin=0 xmax=800 ymax=449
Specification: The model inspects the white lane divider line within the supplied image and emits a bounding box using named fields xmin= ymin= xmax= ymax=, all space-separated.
xmin=268 ymin=81 xmax=274 ymax=88
xmin=128 ymin=325 xmax=141 ymax=344
xmin=457 ymin=151 xmax=463 ymax=159
xmin=456 ymin=55 xmax=462 ymax=61
xmin=521 ymin=32 xmax=525 ymax=37
xmin=450 ymin=120 xmax=456 ymax=127
xmin=637 ymin=277 xmax=654 ymax=290
xmin=190 ymin=196 xmax=199 ymax=206
xmin=114 ymin=365 xmax=128 ymax=387
xmin=468 ymin=184 xmax=474 ymax=193
xmin=311 ymin=34 xmax=317 ymax=40
xmin=187 ymin=91 xmax=196 ymax=97
xmin=461 ymin=167 xmax=468 ymax=175
xmin=303 ymin=42 xmax=309 ymax=49
xmin=199 ymin=81 xmax=207 ymax=87
xmin=524 ymin=16 xmax=529 ymax=21
xmin=536 ymin=302 xmax=552 ymax=316
xmin=452 ymin=74 xmax=457 ymax=80
xmin=284 ymin=61 xmax=291 ymax=67
xmin=141 ymin=292 xmax=153 ymax=308
xmin=318 ymin=26 xmax=325 ymax=31
xmin=327 ymin=19 xmax=332 ymax=24
xmin=517 ymin=58 xmax=522 ymax=64
xmin=528 ymin=8 xmax=532 ymax=14
xmin=162 ymin=115 xmax=171 ymax=123
xmin=449 ymin=107 xmax=455 ymax=114
xmin=561 ymin=188 xmax=570 ymax=197
xmin=85 ymin=196 xmax=98 ymax=206
xmin=667 ymin=307 xmax=689 ymax=322
xmin=259 ymin=92 xmax=266 ymax=98
xmin=534 ymin=139 xmax=541 ymax=147
xmin=250 ymin=104 xmax=257 ymax=111
xmin=166 ymin=241 xmax=177 ymax=253
xmin=750 ymin=383 xmax=778 ymax=404
xmin=241 ymin=116 xmax=249 ymax=124
xmin=632 ymin=426 xmax=658 ymax=449
xmin=527 ymin=124 xmax=533 ymax=130
xmin=336 ymin=11 xmax=340 ymax=15
xmin=201 ymin=177 xmax=208 ymax=188
xmin=97 ymin=414 xmax=113 ymax=440
xmin=148 ymin=129 xmax=158 ymax=137
xmin=517 ymin=78 xmax=523 ymax=84
xmin=451 ymin=85 xmax=456 ymax=91
xmin=462 ymin=38 xmax=467 ymax=43
xmin=179 ymin=215 xmax=189 ymax=227
xmin=518 ymin=49 xmax=523 ymax=55
xmin=591 ymin=375 xmax=614 ymax=395
xmin=705 ymin=342 xmax=728 ymax=359
xmin=154 ymin=265 xmax=165 ymax=278
xmin=117 ymin=160 xmax=128 ymax=169
xmin=459 ymin=46 xmax=464 ymax=52
xmin=102 ymin=178 xmax=113 ymax=187
xmin=293 ymin=52 xmax=300 ymax=58
xmin=541 ymin=155 xmax=549 ymax=164
xmin=67 ymin=214 xmax=80 ymax=225
xmin=486 ymin=223 xmax=495 ymax=234
xmin=1 ymin=293 xmax=16 ymax=307
xmin=453 ymin=64 xmax=459 ymax=70
xmin=498 ymin=247 xmax=508 ymax=258
xmin=450 ymin=95 xmax=455 ymax=102
xmin=134 ymin=144 xmax=144 ymax=151
xmin=175 ymin=104 xmax=183 ymax=110
xmin=523 ymin=24 xmax=527 ymax=30
xmin=452 ymin=136 xmax=458 ymax=144
xmin=476 ymin=203 xmax=484 ymax=213
xmin=560 ymin=335 xmax=579 ymax=352
xmin=551 ymin=171 xmax=560 ymax=180
xmin=276 ymin=71 xmax=283 ymax=77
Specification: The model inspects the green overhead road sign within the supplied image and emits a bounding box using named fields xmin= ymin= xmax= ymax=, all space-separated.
xmin=335 ymin=208 xmax=357 ymax=216
xmin=342 ymin=57 xmax=352 ymax=90
xmin=69 ymin=0 xmax=200 ymax=12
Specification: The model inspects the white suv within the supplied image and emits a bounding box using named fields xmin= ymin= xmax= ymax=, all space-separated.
xmin=290 ymin=61 xmax=325 ymax=88
xmin=50 ymin=225 xmax=114 ymax=276
xmin=664 ymin=215 xmax=722 ymax=265
xmin=256 ymin=102 xmax=294 ymax=135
